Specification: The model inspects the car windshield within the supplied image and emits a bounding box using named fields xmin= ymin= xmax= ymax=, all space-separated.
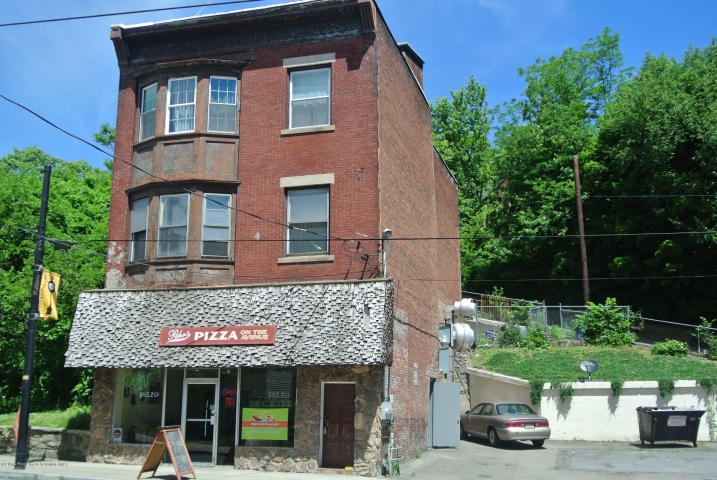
xmin=496 ymin=403 xmax=535 ymax=415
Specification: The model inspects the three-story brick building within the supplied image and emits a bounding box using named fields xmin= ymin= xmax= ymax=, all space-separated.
xmin=65 ymin=0 xmax=461 ymax=475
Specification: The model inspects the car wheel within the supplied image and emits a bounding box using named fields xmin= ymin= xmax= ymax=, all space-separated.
xmin=460 ymin=422 xmax=467 ymax=439
xmin=531 ymin=439 xmax=545 ymax=448
xmin=487 ymin=428 xmax=500 ymax=447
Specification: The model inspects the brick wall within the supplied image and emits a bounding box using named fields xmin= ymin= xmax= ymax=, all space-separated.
xmin=373 ymin=3 xmax=461 ymax=457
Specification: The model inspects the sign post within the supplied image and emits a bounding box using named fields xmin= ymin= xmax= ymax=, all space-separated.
xmin=137 ymin=427 xmax=195 ymax=480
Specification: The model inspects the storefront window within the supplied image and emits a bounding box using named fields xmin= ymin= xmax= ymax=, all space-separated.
xmin=112 ymin=368 xmax=164 ymax=444
xmin=218 ymin=369 xmax=238 ymax=464
xmin=239 ymin=368 xmax=296 ymax=447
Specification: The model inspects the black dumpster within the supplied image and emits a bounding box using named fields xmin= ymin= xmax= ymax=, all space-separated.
xmin=636 ymin=406 xmax=706 ymax=447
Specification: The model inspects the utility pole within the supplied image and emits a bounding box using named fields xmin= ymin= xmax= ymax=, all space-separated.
xmin=572 ymin=155 xmax=590 ymax=304
xmin=15 ymin=164 xmax=51 ymax=469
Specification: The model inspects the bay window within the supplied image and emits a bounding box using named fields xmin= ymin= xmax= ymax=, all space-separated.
xmin=139 ymin=83 xmax=157 ymax=141
xmin=158 ymin=194 xmax=189 ymax=257
xmin=202 ymin=194 xmax=231 ymax=257
xmin=167 ymin=77 xmax=196 ymax=133
xmin=208 ymin=76 xmax=237 ymax=133
xmin=130 ymin=197 xmax=149 ymax=262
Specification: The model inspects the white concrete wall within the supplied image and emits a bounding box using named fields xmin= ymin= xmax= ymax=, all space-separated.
xmin=468 ymin=368 xmax=716 ymax=442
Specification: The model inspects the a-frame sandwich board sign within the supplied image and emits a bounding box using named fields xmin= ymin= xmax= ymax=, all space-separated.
xmin=137 ymin=426 xmax=196 ymax=480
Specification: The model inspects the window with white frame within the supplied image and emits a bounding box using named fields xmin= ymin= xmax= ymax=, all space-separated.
xmin=286 ymin=188 xmax=329 ymax=255
xmin=130 ymin=197 xmax=149 ymax=262
xmin=167 ymin=77 xmax=196 ymax=133
xmin=208 ymin=76 xmax=237 ymax=133
xmin=158 ymin=194 xmax=189 ymax=257
xmin=289 ymin=67 xmax=330 ymax=129
xmin=139 ymin=83 xmax=157 ymax=141
xmin=202 ymin=194 xmax=231 ymax=257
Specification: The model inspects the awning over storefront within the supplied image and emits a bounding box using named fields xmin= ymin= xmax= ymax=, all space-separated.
xmin=65 ymin=279 xmax=393 ymax=369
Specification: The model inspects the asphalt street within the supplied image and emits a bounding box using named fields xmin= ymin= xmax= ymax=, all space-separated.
xmin=401 ymin=438 xmax=717 ymax=480
xmin=1 ymin=439 xmax=716 ymax=479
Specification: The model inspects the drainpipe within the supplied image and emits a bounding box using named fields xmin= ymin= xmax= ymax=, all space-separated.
xmin=382 ymin=228 xmax=393 ymax=402
xmin=381 ymin=228 xmax=392 ymax=278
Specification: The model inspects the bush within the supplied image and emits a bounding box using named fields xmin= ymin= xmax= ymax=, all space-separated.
xmin=519 ymin=325 xmax=549 ymax=350
xmin=651 ymin=339 xmax=689 ymax=357
xmin=694 ymin=317 xmax=717 ymax=360
xmin=571 ymin=298 xmax=637 ymax=346
xmin=498 ymin=324 xmax=523 ymax=347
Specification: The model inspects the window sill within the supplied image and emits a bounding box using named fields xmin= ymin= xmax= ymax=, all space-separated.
xmin=278 ymin=254 xmax=334 ymax=264
xmin=281 ymin=125 xmax=335 ymax=136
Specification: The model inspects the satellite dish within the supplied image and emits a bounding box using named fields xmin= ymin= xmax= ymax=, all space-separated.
xmin=580 ymin=360 xmax=599 ymax=380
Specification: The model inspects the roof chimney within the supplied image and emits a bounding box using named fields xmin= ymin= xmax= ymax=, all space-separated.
xmin=397 ymin=42 xmax=425 ymax=88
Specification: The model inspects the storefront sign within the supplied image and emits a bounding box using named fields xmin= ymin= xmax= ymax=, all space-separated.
xmin=240 ymin=408 xmax=289 ymax=440
xmin=159 ymin=325 xmax=276 ymax=346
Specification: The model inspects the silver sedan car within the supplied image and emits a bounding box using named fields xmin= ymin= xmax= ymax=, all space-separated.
xmin=460 ymin=402 xmax=551 ymax=447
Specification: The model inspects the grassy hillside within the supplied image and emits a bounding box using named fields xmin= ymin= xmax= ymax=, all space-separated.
xmin=473 ymin=346 xmax=717 ymax=384
xmin=0 ymin=405 xmax=90 ymax=429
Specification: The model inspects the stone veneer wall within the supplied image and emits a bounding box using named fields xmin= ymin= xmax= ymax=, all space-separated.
xmin=0 ymin=427 xmax=88 ymax=461
xmin=86 ymin=365 xmax=386 ymax=476
xmin=235 ymin=365 xmax=385 ymax=476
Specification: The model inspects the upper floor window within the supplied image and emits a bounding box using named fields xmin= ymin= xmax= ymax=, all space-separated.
xmin=286 ymin=187 xmax=329 ymax=255
xmin=158 ymin=194 xmax=189 ymax=257
xmin=130 ymin=197 xmax=149 ymax=262
xmin=202 ymin=194 xmax=231 ymax=257
xmin=208 ymin=76 xmax=237 ymax=133
xmin=289 ymin=67 xmax=330 ymax=129
xmin=139 ymin=83 xmax=157 ymax=141
xmin=167 ymin=77 xmax=196 ymax=134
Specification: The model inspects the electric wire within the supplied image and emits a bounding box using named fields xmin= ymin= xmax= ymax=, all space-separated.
xmin=1 ymin=96 xmax=716 ymax=286
xmin=0 ymin=1 xmax=268 ymax=28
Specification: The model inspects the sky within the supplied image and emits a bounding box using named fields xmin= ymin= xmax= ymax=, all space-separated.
xmin=0 ymin=0 xmax=715 ymax=169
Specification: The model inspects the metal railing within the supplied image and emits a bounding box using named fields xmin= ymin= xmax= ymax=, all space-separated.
xmin=466 ymin=294 xmax=715 ymax=354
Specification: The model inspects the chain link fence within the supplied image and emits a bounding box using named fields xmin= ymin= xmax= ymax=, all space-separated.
xmin=468 ymin=294 xmax=715 ymax=355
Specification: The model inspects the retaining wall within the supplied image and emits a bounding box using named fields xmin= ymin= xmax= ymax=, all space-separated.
xmin=467 ymin=368 xmax=716 ymax=442
xmin=0 ymin=427 xmax=88 ymax=461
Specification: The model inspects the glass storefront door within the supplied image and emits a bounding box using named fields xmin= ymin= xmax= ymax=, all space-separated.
xmin=182 ymin=379 xmax=218 ymax=465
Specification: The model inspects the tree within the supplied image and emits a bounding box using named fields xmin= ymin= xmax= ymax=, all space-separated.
xmin=93 ymin=123 xmax=116 ymax=171
xmin=465 ymin=28 xmax=630 ymax=302
xmin=588 ymin=40 xmax=717 ymax=320
xmin=0 ymin=147 xmax=111 ymax=412
xmin=432 ymin=76 xmax=495 ymax=284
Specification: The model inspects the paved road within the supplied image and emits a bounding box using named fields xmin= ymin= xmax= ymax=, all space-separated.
xmin=401 ymin=439 xmax=717 ymax=480
xmin=1 ymin=439 xmax=715 ymax=479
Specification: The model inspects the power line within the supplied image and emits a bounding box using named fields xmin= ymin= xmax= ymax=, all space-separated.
xmin=0 ymin=1 xmax=266 ymax=28
xmin=0 ymin=92 xmax=341 ymax=244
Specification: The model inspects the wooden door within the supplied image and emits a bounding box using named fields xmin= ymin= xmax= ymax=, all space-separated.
xmin=321 ymin=383 xmax=355 ymax=468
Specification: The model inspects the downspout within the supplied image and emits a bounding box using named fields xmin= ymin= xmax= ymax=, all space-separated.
xmin=382 ymin=228 xmax=393 ymax=403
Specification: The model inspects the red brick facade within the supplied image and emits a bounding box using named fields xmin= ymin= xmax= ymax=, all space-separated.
xmin=98 ymin=0 xmax=459 ymax=470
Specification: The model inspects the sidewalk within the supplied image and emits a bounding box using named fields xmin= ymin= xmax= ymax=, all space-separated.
xmin=0 ymin=455 xmax=371 ymax=480
xmin=2 ymin=440 xmax=717 ymax=480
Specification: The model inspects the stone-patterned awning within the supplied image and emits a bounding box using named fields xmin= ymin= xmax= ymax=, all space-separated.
xmin=65 ymin=279 xmax=393 ymax=369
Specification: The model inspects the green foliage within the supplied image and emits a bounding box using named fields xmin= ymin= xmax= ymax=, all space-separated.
xmin=460 ymin=28 xmax=630 ymax=303
xmin=0 ymin=148 xmax=110 ymax=412
xmin=474 ymin=346 xmax=716 ymax=383
xmin=651 ymin=339 xmax=689 ymax=357
xmin=551 ymin=382 xmax=574 ymax=404
xmin=610 ymin=380 xmax=624 ymax=398
xmin=694 ymin=318 xmax=717 ymax=360
xmin=529 ymin=380 xmax=545 ymax=406
xmin=571 ymin=298 xmax=637 ymax=346
xmin=519 ymin=324 xmax=550 ymax=350
xmin=588 ymin=40 xmax=717 ymax=320
xmin=498 ymin=324 xmax=523 ymax=347
xmin=0 ymin=405 xmax=90 ymax=429
xmin=70 ymin=369 xmax=94 ymax=406
xmin=657 ymin=379 xmax=675 ymax=399
xmin=697 ymin=378 xmax=715 ymax=394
